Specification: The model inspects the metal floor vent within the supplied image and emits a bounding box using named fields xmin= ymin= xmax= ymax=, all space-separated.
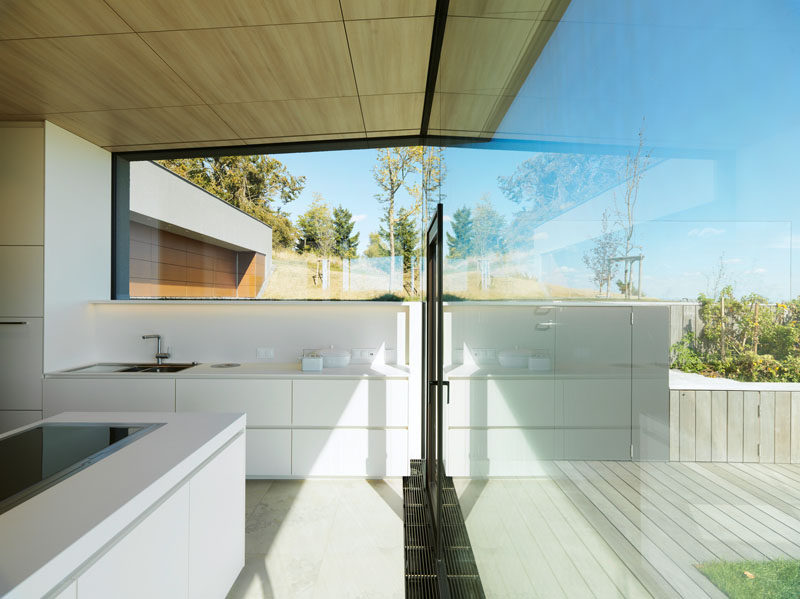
xmin=404 ymin=460 xmax=485 ymax=599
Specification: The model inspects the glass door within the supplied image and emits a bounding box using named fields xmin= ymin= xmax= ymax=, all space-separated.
xmin=424 ymin=202 xmax=445 ymax=560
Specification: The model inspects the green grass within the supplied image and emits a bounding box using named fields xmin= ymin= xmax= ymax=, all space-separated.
xmin=698 ymin=560 xmax=800 ymax=598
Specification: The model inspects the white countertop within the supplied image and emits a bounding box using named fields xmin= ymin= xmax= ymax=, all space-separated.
xmin=670 ymin=369 xmax=800 ymax=391
xmin=0 ymin=411 xmax=245 ymax=598
xmin=46 ymin=362 xmax=410 ymax=380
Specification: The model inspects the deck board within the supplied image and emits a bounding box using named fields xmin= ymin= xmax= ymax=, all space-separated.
xmin=459 ymin=461 xmax=800 ymax=598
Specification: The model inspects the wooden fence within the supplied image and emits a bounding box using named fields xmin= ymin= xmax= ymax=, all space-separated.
xmin=669 ymin=389 xmax=800 ymax=463
xmin=668 ymin=303 xmax=703 ymax=348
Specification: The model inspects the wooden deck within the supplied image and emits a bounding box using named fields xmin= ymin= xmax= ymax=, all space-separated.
xmin=455 ymin=461 xmax=800 ymax=598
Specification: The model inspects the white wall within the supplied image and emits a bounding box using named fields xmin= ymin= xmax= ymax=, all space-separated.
xmin=92 ymin=303 xmax=408 ymax=365
xmin=43 ymin=122 xmax=111 ymax=372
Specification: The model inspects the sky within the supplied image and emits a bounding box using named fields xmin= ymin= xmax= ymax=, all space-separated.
xmin=252 ymin=0 xmax=800 ymax=301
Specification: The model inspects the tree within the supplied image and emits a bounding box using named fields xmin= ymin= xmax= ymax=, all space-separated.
xmin=407 ymin=146 xmax=445 ymax=288
xmin=295 ymin=194 xmax=334 ymax=256
xmin=363 ymin=232 xmax=390 ymax=258
xmin=158 ymin=155 xmax=305 ymax=249
xmin=373 ymin=148 xmax=416 ymax=287
xmin=332 ymin=205 xmax=360 ymax=260
xmin=471 ymin=196 xmax=506 ymax=257
xmin=380 ymin=208 xmax=418 ymax=292
xmin=614 ymin=124 xmax=650 ymax=299
xmin=446 ymin=206 xmax=473 ymax=258
xmin=582 ymin=209 xmax=621 ymax=295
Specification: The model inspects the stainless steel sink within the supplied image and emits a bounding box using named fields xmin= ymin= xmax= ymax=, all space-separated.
xmin=64 ymin=362 xmax=198 ymax=374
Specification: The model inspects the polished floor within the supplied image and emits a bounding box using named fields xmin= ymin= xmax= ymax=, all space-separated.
xmin=229 ymin=462 xmax=800 ymax=598
xmin=227 ymin=479 xmax=404 ymax=598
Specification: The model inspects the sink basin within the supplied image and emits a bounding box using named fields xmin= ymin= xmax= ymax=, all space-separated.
xmin=65 ymin=363 xmax=197 ymax=374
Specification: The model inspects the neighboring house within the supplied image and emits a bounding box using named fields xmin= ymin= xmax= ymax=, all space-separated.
xmin=129 ymin=161 xmax=271 ymax=298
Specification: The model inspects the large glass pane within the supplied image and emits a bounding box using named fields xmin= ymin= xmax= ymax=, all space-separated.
xmin=436 ymin=1 xmax=800 ymax=596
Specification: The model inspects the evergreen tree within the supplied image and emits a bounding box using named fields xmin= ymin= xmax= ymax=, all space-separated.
xmin=332 ymin=205 xmax=360 ymax=260
xmin=446 ymin=206 xmax=473 ymax=258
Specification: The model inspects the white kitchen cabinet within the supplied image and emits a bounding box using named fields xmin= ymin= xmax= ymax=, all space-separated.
xmin=76 ymin=483 xmax=190 ymax=599
xmin=43 ymin=378 xmax=175 ymax=417
xmin=460 ymin=379 xmax=555 ymax=427
xmin=292 ymin=428 xmax=407 ymax=476
xmin=292 ymin=379 xmax=408 ymax=427
xmin=0 ymin=246 xmax=43 ymax=317
xmin=0 ymin=124 xmax=44 ymax=246
xmin=188 ymin=435 xmax=245 ymax=599
xmin=561 ymin=379 xmax=631 ymax=460
xmin=176 ymin=379 xmax=291 ymax=426
xmin=0 ymin=410 xmax=42 ymax=434
xmin=245 ymin=429 xmax=291 ymax=476
xmin=446 ymin=427 xmax=554 ymax=477
xmin=0 ymin=317 xmax=43 ymax=411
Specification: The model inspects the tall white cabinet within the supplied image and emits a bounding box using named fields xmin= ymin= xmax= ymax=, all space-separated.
xmin=0 ymin=123 xmax=44 ymax=433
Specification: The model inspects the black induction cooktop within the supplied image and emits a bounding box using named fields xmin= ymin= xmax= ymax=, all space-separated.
xmin=0 ymin=422 xmax=162 ymax=516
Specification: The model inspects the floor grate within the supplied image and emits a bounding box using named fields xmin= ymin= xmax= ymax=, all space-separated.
xmin=404 ymin=460 xmax=485 ymax=598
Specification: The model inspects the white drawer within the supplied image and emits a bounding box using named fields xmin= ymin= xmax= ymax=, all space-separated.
xmin=292 ymin=428 xmax=407 ymax=476
xmin=449 ymin=379 xmax=555 ymax=427
xmin=245 ymin=429 xmax=291 ymax=476
xmin=0 ymin=246 xmax=43 ymax=316
xmin=176 ymin=379 xmax=291 ymax=426
xmin=562 ymin=379 xmax=631 ymax=427
xmin=292 ymin=379 xmax=407 ymax=427
xmin=43 ymin=378 xmax=175 ymax=417
xmin=0 ymin=317 xmax=42 ymax=410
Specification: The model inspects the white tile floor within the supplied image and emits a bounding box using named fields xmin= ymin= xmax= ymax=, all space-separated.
xmin=227 ymin=479 xmax=405 ymax=599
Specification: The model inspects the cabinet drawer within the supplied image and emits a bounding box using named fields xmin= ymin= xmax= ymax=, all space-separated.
xmin=292 ymin=429 xmax=407 ymax=476
xmin=449 ymin=379 xmax=555 ymax=427
xmin=0 ymin=317 xmax=42 ymax=410
xmin=562 ymin=380 xmax=631 ymax=427
xmin=0 ymin=246 xmax=43 ymax=316
xmin=176 ymin=379 xmax=291 ymax=426
xmin=43 ymin=378 xmax=175 ymax=417
xmin=293 ymin=379 xmax=407 ymax=427
xmin=245 ymin=429 xmax=291 ymax=476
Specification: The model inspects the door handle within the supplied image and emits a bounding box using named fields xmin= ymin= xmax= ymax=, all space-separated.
xmin=429 ymin=380 xmax=450 ymax=403
xmin=0 ymin=321 xmax=28 ymax=325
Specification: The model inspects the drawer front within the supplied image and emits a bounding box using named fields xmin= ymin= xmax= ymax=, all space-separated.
xmin=43 ymin=378 xmax=175 ymax=417
xmin=292 ymin=429 xmax=407 ymax=476
xmin=176 ymin=379 xmax=291 ymax=426
xmin=293 ymin=379 xmax=406 ymax=428
xmin=245 ymin=429 xmax=291 ymax=476
xmin=0 ymin=317 xmax=43 ymax=410
xmin=562 ymin=380 xmax=631 ymax=427
xmin=454 ymin=379 xmax=555 ymax=427
xmin=0 ymin=246 xmax=43 ymax=316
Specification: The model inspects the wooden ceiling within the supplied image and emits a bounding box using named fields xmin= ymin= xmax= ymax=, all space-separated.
xmin=0 ymin=0 xmax=565 ymax=153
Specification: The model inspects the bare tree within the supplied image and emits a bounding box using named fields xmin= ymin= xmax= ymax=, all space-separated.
xmin=615 ymin=124 xmax=650 ymax=298
xmin=583 ymin=209 xmax=621 ymax=296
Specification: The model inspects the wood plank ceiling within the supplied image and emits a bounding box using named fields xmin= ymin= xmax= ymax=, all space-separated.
xmin=0 ymin=0 xmax=564 ymax=153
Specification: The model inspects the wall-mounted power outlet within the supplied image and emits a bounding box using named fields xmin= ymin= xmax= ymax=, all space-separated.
xmin=351 ymin=348 xmax=377 ymax=363
xmin=256 ymin=347 xmax=274 ymax=360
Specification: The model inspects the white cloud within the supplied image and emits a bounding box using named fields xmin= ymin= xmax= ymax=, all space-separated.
xmin=723 ymin=257 xmax=742 ymax=264
xmin=688 ymin=227 xmax=725 ymax=238
xmin=555 ymin=265 xmax=576 ymax=273
xmin=532 ymin=232 xmax=549 ymax=241
xmin=352 ymin=214 xmax=367 ymax=223
xmin=745 ymin=267 xmax=767 ymax=275
xmin=443 ymin=214 xmax=453 ymax=223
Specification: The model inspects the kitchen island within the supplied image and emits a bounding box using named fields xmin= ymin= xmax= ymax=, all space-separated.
xmin=0 ymin=411 xmax=245 ymax=599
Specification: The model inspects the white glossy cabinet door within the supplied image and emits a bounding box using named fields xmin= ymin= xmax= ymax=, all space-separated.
xmin=43 ymin=378 xmax=175 ymax=417
xmin=0 ymin=317 xmax=43 ymax=410
xmin=245 ymin=429 xmax=291 ymax=476
xmin=293 ymin=379 xmax=408 ymax=427
xmin=0 ymin=410 xmax=42 ymax=434
xmin=292 ymin=429 xmax=407 ymax=476
xmin=561 ymin=380 xmax=631 ymax=460
xmin=0 ymin=125 xmax=44 ymax=245
xmin=188 ymin=435 xmax=245 ymax=599
xmin=176 ymin=379 xmax=291 ymax=426
xmin=77 ymin=484 xmax=190 ymax=599
xmin=0 ymin=246 xmax=43 ymax=316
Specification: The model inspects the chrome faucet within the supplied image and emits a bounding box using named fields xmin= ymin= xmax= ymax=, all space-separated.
xmin=142 ymin=334 xmax=170 ymax=364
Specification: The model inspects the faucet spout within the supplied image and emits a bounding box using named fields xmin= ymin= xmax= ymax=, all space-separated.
xmin=142 ymin=334 xmax=170 ymax=365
